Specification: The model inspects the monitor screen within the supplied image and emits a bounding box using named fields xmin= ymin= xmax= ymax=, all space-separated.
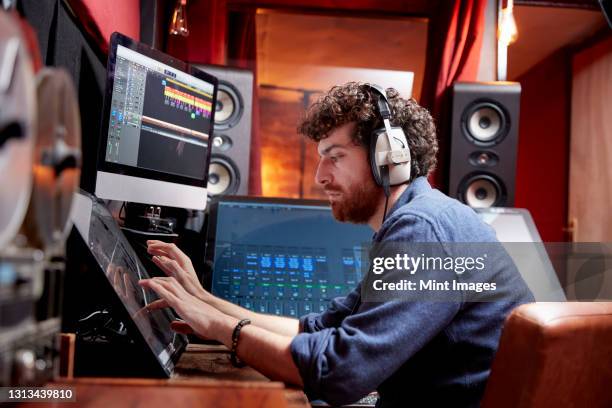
xmin=206 ymin=197 xmax=373 ymax=317
xmin=71 ymin=191 xmax=188 ymax=376
xmin=476 ymin=207 xmax=566 ymax=301
xmin=477 ymin=210 xmax=540 ymax=242
xmin=96 ymin=33 xmax=217 ymax=210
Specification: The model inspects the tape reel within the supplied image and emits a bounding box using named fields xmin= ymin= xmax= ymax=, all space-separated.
xmin=0 ymin=12 xmax=36 ymax=250
xmin=21 ymin=68 xmax=81 ymax=252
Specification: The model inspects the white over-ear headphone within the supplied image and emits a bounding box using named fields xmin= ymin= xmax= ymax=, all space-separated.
xmin=365 ymin=84 xmax=412 ymax=193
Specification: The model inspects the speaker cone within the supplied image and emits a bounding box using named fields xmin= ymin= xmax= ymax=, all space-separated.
xmin=214 ymin=82 xmax=243 ymax=130
xmin=207 ymin=155 xmax=239 ymax=196
xmin=463 ymin=102 xmax=507 ymax=145
xmin=460 ymin=174 xmax=505 ymax=208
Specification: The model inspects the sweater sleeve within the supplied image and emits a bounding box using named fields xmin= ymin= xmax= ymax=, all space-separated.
xmin=299 ymin=283 xmax=362 ymax=333
xmin=289 ymin=214 xmax=460 ymax=406
xmin=291 ymin=300 xmax=460 ymax=405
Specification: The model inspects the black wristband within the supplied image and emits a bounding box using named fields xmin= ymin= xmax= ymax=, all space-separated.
xmin=230 ymin=318 xmax=251 ymax=368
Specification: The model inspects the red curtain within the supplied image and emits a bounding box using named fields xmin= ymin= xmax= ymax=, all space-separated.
xmin=420 ymin=0 xmax=488 ymax=191
xmin=66 ymin=0 xmax=141 ymax=54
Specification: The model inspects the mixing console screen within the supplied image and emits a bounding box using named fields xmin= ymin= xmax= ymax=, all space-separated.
xmin=210 ymin=201 xmax=373 ymax=317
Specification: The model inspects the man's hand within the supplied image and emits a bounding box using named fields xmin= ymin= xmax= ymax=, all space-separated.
xmin=139 ymin=276 xmax=237 ymax=345
xmin=139 ymin=277 xmax=303 ymax=387
xmin=146 ymin=240 xmax=211 ymax=302
xmin=146 ymin=241 xmax=299 ymax=339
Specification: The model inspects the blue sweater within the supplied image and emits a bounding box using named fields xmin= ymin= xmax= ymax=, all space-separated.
xmin=290 ymin=177 xmax=534 ymax=407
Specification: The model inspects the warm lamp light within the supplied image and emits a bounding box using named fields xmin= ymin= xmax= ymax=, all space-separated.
xmin=169 ymin=0 xmax=189 ymax=37
xmin=498 ymin=0 xmax=518 ymax=46
xmin=497 ymin=0 xmax=518 ymax=81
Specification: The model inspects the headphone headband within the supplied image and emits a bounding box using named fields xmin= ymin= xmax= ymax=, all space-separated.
xmin=363 ymin=84 xmax=391 ymax=119
xmin=363 ymin=83 xmax=387 ymax=102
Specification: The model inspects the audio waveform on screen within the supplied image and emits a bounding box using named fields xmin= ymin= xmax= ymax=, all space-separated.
xmin=141 ymin=115 xmax=209 ymax=142
xmin=163 ymin=82 xmax=212 ymax=119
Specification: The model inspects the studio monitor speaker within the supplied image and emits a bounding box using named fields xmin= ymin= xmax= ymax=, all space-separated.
xmin=449 ymin=82 xmax=521 ymax=208
xmin=194 ymin=64 xmax=253 ymax=197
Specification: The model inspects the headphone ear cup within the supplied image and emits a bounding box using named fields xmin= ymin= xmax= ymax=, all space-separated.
xmin=371 ymin=127 xmax=412 ymax=186
xmin=369 ymin=128 xmax=385 ymax=186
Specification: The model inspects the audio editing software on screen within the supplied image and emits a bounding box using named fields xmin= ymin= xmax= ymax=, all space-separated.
xmin=210 ymin=201 xmax=373 ymax=317
xmin=105 ymin=45 xmax=214 ymax=180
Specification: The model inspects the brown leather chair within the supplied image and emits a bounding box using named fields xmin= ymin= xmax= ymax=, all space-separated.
xmin=481 ymin=302 xmax=612 ymax=408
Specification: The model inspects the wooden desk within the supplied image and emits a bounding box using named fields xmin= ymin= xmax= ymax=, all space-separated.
xmin=19 ymin=344 xmax=310 ymax=408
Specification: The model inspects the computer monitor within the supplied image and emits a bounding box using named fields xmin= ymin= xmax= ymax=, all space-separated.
xmin=95 ymin=32 xmax=217 ymax=210
xmin=205 ymin=197 xmax=373 ymax=317
xmin=476 ymin=207 xmax=543 ymax=242
xmin=476 ymin=207 xmax=566 ymax=301
xmin=66 ymin=191 xmax=188 ymax=377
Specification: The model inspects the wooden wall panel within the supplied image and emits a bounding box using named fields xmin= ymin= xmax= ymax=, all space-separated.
xmin=568 ymin=36 xmax=612 ymax=241
xmin=259 ymin=88 xmax=304 ymax=198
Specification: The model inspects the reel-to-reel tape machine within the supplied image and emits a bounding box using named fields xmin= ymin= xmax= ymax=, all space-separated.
xmin=0 ymin=10 xmax=81 ymax=387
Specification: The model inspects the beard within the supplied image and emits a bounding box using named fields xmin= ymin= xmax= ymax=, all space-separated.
xmin=326 ymin=177 xmax=382 ymax=223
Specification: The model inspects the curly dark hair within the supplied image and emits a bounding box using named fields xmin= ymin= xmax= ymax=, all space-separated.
xmin=297 ymin=82 xmax=438 ymax=182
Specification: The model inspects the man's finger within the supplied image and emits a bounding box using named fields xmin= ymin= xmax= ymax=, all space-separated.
xmin=148 ymin=242 xmax=189 ymax=265
xmin=133 ymin=306 xmax=149 ymax=319
xmin=153 ymin=255 xmax=181 ymax=273
xmin=146 ymin=298 xmax=169 ymax=311
xmin=147 ymin=248 xmax=170 ymax=258
xmin=154 ymin=276 xmax=188 ymax=298
xmin=151 ymin=255 xmax=177 ymax=277
xmin=139 ymin=278 xmax=180 ymax=306
xmin=147 ymin=244 xmax=171 ymax=260
xmin=149 ymin=277 xmax=184 ymax=298
xmin=170 ymin=320 xmax=194 ymax=335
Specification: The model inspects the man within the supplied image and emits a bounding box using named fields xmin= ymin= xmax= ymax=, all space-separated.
xmin=139 ymin=82 xmax=534 ymax=407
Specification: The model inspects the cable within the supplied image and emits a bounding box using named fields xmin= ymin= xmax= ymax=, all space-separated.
xmin=381 ymin=165 xmax=391 ymax=226
xmin=382 ymin=195 xmax=389 ymax=224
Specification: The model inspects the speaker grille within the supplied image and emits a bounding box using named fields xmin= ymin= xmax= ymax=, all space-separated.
xmin=459 ymin=173 xmax=506 ymax=208
xmin=214 ymin=82 xmax=243 ymax=130
xmin=207 ymin=155 xmax=239 ymax=197
xmin=462 ymin=101 xmax=508 ymax=145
